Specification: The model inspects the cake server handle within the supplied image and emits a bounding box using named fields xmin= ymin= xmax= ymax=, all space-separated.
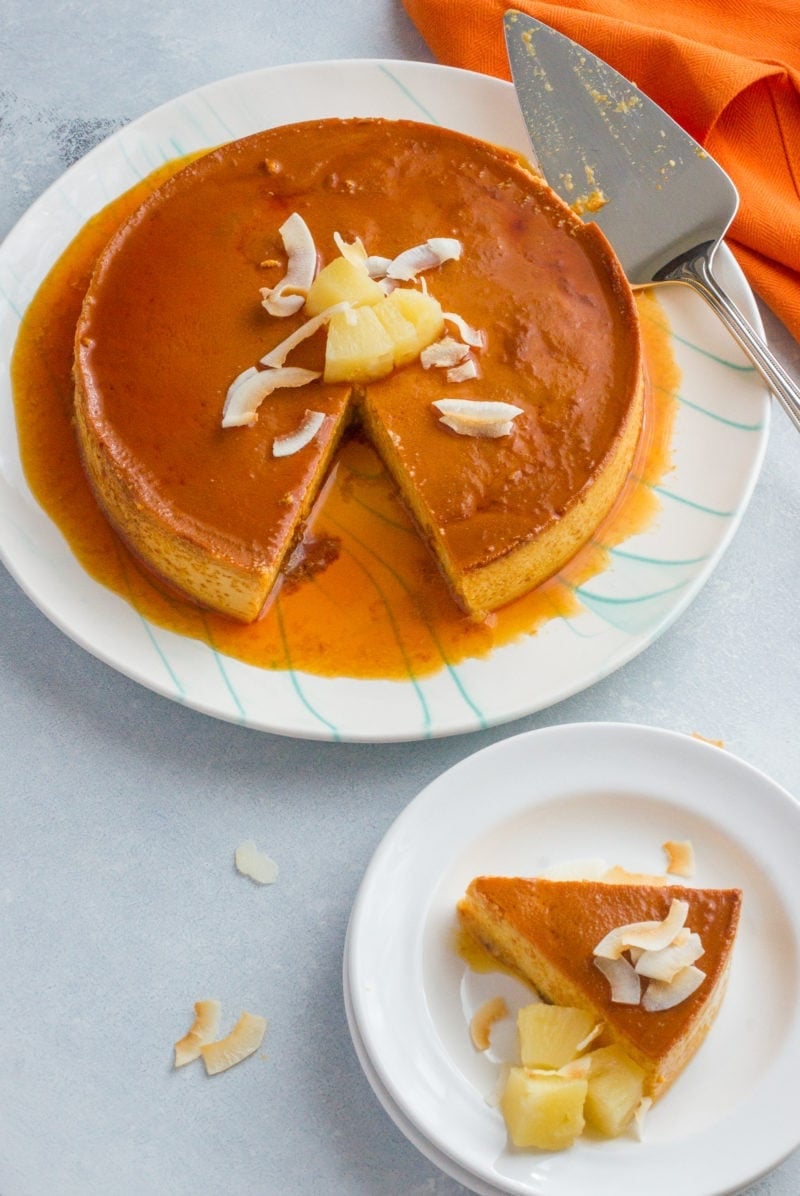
xmin=663 ymin=248 xmax=800 ymax=433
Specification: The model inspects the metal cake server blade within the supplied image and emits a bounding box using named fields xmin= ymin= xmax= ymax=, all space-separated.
xmin=504 ymin=9 xmax=800 ymax=431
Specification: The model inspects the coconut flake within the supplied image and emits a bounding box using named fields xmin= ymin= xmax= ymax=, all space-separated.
xmin=333 ymin=231 xmax=368 ymax=266
xmin=420 ymin=337 xmax=471 ymax=369
xmin=364 ymin=254 xmax=392 ymax=279
xmin=260 ymin=212 xmax=317 ymax=317
xmin=642 ymin=965 xmax=706 ymax=1012
xmin=594 ymin=955 xmax=642 ymax=1005
xmin=234 ymin=840 xmax=279 ymax=885
xmin=200 ymin=1011 xmax=267 ymax=1076
xmin=259 ymin=302 xmax=350 ymax=368
xmin=593 ymin=899 xmax=690 ymax=959
xmin=222 ymin=366 xmax=320 ymax=428
xmin=632 ymin=1096 xmax=653 ymax=1140
xmin=469 ymin=996 xmax=509 ymax=1052
xmin=447 ymin=358 xmax=479 ymax=383
xmin=443 ymin=310 xmax=487 ymax=349
xmin=433 ymin=398 xmax=523 ymax=439
xmin=575 ymin=1022 xmax=605 ymax=1052
xmin=386 ymin=237 xmax=462 ymax=281
xmin=635 ymin=932 xmax=704 ymax=982
xmin=663 ymin=839 xmax=695 ymax=879
xmin=174 ymin=999 xmax=222 ymax=1068
xmin=272 ymin=410 xmax=327 ymax=458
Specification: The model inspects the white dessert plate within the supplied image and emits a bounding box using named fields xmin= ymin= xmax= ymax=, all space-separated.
xmin=345 ymin=722 xmax=800 ymax=1196
xmin=0 ymin=61 xmax=769 ymax=742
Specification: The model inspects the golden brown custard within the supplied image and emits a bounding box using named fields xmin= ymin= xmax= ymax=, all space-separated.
xmin=72 ymin=117 xmax=644 ymax=623
xmin=458 ymin=876 xmax=741 ymax=1097
xmin=12 ymin=138 xmax=679 ymax=681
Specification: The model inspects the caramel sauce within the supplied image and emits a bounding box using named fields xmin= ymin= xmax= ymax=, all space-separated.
xmin=11 ymin=161 xmax=679 ymax=681
xmin=454 ymin=925 xmax=525 ymax=981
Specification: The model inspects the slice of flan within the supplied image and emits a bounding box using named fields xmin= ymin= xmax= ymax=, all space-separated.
xmin=458 ymin=876 xmax=741 ymax=1098
xmin=74 ymin=117 xmax=644 ymax=623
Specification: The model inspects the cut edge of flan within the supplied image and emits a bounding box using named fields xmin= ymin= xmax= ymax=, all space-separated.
xmin=457 ymin=875 xmax=741 ymax=1099
xmin=73 ymin=377 xmax=353 ymax=623
xmin=362 ymin=350 xmax=645 ymax=619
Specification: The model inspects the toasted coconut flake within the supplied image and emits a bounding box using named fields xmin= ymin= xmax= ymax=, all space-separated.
xmin=635 ymin=932 xmax=704 ymax=982
xmin=333 ymin=231 xmax=368 ymax=266
xmin=642 ymin=965 xmax=706 ymax=1012
xmin=594 ymin=955 xmax=642 ymax=1005
xmin=443 ymin=310 xmax=486 ymax=349
xmin=593 ymin=899 xmax=690 ymax=959
xmin=200 ymin=1011 xmax=268 ymax=1075
xmin=222 ymin=366 xmax=320 ymax=428
xmin=260 ymin=302 xmax=350 ymax=367
xmin=234 ymin=840 xmax=279 ymax=885
xmin=386 ymin=237 xmax=462 ymax=281
xmin=469 ymin=995 xmax=509 ymax=1051
xmin=433 ymin=398 xmax=523 ymax=439
xmin=260 ymin=212 xmax=317 ymax=317
xmin=174 ymin=999 xmax=222 ymax=1068
xmin=447 ymin=358 xmax=479 ymax=383
xmin=420 ymin=337 xmax=471 ymax=370
xmin=272 ymin=410 xmax=327 ymax=459
xmin=663 ymin=839 xmax=695 ymax=878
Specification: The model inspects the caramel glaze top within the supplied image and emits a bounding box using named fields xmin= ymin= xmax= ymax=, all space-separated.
xmin=75 ymin=118 xmax=642 ymax=573
xmin=467 ymin=877 xmax=742 ymax=1062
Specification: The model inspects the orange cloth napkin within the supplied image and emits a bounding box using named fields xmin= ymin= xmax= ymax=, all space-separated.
xmin=403 ymin=0 xmax=800 ymax=343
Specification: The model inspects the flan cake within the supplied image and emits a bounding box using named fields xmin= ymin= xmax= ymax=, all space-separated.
xmin=458 ymin=876 xmax=741 ymax=1098
xmin=74 ymin=117 xmax=645 ymax=623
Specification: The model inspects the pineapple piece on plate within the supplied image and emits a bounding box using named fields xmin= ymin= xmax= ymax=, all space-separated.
xmin=584 ymin=1044 xmax=646 ymax=1137
xmin=324 ymin=306 xmax=394 ymax=383
xmin=501 ymin=1067 xmax=588 ymax=1151
xmin=305 ymin=256 xmax=385 ymax=315
xmin=518 ymin=1003 xmax=598 ymax=1070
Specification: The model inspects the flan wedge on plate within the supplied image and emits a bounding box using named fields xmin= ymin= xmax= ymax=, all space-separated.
xmin=458 ymin=875 xmax=741 ymax=1098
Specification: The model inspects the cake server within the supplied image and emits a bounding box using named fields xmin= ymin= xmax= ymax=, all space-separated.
xmin=504 ymin=9 xmax=800 ymax=432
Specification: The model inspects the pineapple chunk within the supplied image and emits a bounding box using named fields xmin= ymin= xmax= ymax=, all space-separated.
xmin=324 ymin=306 xmax=394 ymax=383
xmin=518 ymin=1004 xmax=598 ymax=1070
xmin=501 ymin=1067 xmax=588 ymax=1151
xmin=382 ymin=287 xmax=444 ymax=356
xmin=584 ymin=1045 xmax=645 ymax=1138
xmin=372 ymin=298 xmax=422 ymax=367
xmin=305 ymin=256 xmax=385 ymax=315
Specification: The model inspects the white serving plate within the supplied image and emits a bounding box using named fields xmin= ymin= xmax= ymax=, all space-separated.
xmin=346 ymin=722 xmax=800 ymax=1195
xmin=0 ymin=61 xmax=770 ymax=741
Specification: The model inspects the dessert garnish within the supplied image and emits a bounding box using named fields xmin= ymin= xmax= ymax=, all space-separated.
xmin=432 ymin=398 xmax=523 ymax=438
xmin=469 ymin=995 xmax=509 ymax=1051
xmin=174 ymin=1002 xmax=268 ymax=1075
xmin=221 ymin=213 xmax=489 ymax=436
xmin=174 ymin=998 xmax=222 ymax=1067
xmin=592 ymin=896 xmax=707 ymax=1011
xmin=199 ymin=1011 xmax=268 ymax=1076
